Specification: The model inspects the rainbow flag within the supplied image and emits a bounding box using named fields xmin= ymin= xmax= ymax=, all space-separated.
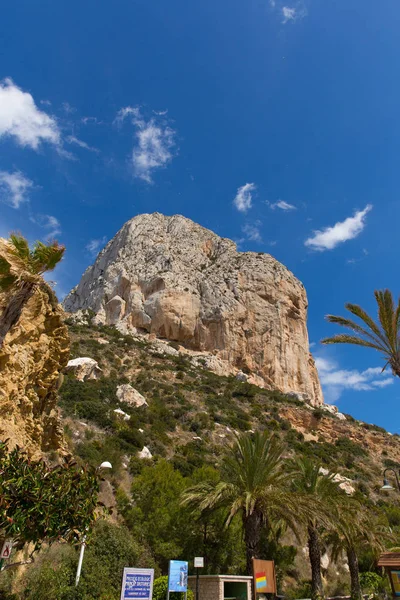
xmin=255 ymin=573 xmax=267 ymax=590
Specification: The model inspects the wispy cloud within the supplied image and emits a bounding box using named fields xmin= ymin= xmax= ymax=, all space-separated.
xmin=62 ymin=102 xmax=76 ymax=114
xmin=0 ymin=170 xmax=33 ymax=208
xmin=116 ymin=106 xmax=176 ymax=183
xmin=233 ymin=183 xmax=256 ymax=213
xmin=66 ymin=135 xmax=99 ymax=153
xmin=0 ymin=78 xmax=60 ymax=149
xmin=86 ymin=236 xmax=107 ymax=256
xmin=242 ymin=221 xmax=262 ymax=242
xmin=269 ymin=200 xmax=296 ymax=211
xmin=31 ymin=214 xmax=62 ymax=240
xmin=315 ymin=355 xmax=393 ymax=403
xmin=305 ymin=205 xmax=372 ymax=251
xmin=282 ymin=4 xmax=307 ymax=23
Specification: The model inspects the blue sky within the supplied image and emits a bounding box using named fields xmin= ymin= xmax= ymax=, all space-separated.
xmin=1 ymin=0 xmax=400 ymax=430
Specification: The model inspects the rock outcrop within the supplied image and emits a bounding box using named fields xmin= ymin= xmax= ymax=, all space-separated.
xmin=66 ymin=357 xmax=103 ymax=381
xmin=64 ymin=213 xmax=323 ymax=406
xmin=116 ymin=384 xmax=148 ymax=407
xmin=0 ymin=286 xmax=69 ymax=457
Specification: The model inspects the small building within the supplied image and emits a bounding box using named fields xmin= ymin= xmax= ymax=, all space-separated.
xmin=188 ymin=575 xmax=252 ymax=600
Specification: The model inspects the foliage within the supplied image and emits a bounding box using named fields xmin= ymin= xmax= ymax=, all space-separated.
xmin=322 ymin=289 xmax=400 ymax=376
xmin=359 ymin=571 xmax=386 ymax=594
xmin=0 ymin=442 xmax=100 ymax=552
xmin=152 ymin=576 xmax=194 ymax=600
xmin=19 ymin=521 xmax=148 ymax=600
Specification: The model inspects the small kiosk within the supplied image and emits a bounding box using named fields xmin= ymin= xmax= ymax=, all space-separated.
xmin=188 ymin=574 xmax=253 ymax=600
xmin=377 ymin=553 xmax=400 ymax=597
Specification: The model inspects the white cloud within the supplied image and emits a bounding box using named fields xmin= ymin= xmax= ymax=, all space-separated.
xmin=116 ymin=106 xmax=176 ymax=183
xmin=305 ymin=205 xmax=372 ymax=251
xmin=315 ymin=355 xmax=393 ymax=403
xmin=0 ymin=78 xmax=60 ymax=149
xmin=32 ymin=214 xmax=61 ymax=240
xmin=66 ymin=135 xmax=99 ymax=153
xmin=86 ymin=236 xmax=107 ymax=256
xmin=270 ymin=200 xmax=296 ymax=211
xmin=62 ymin=102 xmax=76 ymax=114
xmin=243 ymin=221 xmax=262 ymax=242
xmin=282 ymin=6 xmax=297 ymax=22
xmin=0 ymin=170 xmax=33 ymax=208
xmin=233 ymin=183 xmax=256 ymax=213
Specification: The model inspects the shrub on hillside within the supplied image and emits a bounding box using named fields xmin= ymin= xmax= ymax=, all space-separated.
xmin=152 ymin=576 xmax=194 ymax=600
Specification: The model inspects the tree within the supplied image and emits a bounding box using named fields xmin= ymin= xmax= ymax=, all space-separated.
xmin=0 ymin=234 xmax=65 ymax=347
xmin=182 ymin=432 xmax=303 ymax=575
xmin=0 ymin=441 xmax=101 ymax=567
xmin=322 ymin=289 xmax=400 ymax=376
xmin=293 ymin=459 xmax=342 ymax=600
xmin=328 ymin=501 xmax=389 ymax=600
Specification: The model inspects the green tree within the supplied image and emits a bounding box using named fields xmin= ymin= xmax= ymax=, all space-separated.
xmin=0 ymin=442 xmax=100 ymax=567
xmin=328 ymin=502 xmax=389 ymax=600
xmin=182 ymin=432 xmax=303 ymax=575
xmin=0 ymin=234 xmax=65 ymax=347
xmin=322 ymin=289 xmax=400 ymax=376
xmin=292 ymin=459 xmax=342 ymax=600
xmin=122 ymin=460 xmax=191 ymax=572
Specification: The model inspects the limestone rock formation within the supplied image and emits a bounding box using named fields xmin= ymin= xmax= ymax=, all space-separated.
xmin=64 ymin=213 xmax=323 ymax=406
xmin=0 ymin=286 xmax=69 ymax=457
xmin=116 ymin=384 xmax=148 ymax=407
xmin=66 ymin=357 xmax=103 ymax=381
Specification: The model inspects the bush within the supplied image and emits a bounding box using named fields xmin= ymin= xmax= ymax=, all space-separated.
xmin=152 ymin=576 xmax=194 ymax=600
xmin=360 ymin=571 xmax=386 ymax=594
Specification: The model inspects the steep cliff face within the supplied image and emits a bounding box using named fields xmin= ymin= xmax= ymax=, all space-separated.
xmin=64 ymin=213 xmax=323 ymax=406
xmin=0 ymin=286 xmax=69 ymax=457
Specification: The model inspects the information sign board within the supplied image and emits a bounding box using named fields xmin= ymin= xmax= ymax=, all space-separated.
xmin=120 ymin=568 xmax=154 ymax=600
xmin=168 ymin=560 xmax=188 ymax=592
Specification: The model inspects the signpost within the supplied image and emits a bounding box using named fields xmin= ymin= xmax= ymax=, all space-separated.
xmin=0 ymin=541 xmax=12 ymax=560
xmin=252 ymin=559 xmax=277 ymax=597
xmin=378 ymin=553 xmax=400 ymax=598
xmin=194 ymin=557 xmax=204 ymax=600
xmin=120 ymin=567 xmax=154 ymax=600
xmin=168 ymin=560 xmax=188 ymax=600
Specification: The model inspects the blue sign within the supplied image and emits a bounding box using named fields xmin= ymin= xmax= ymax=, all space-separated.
xmin=168 ymin=560 xmax=188 ymax=593
xmin=120 ymin=568 xmax=154 ymax=600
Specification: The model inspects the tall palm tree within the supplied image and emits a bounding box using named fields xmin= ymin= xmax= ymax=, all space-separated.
xmin=293 ymin=459 xmax=343 ymax=600
xmin=322 ymin=289 xmax=400 ymax=376
xmin=0 ymin=234 xmax=65 ymax=347
xmin=328 ymin=501 xmax=389 ymax=600
xmin=182 ymin=431 xmax=306 ymax=575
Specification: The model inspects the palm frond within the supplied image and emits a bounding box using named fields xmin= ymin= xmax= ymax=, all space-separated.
xmin=345 ymin=303 xmax=389 ymax=348
xmin=375 ymin=290 xmax=398 ymax=352
xmin=9 ymin=234 xmax=30 ymax=262
xmin=324 ymin=314 xmax=388 ymax=352
xmin=31 ymin=241 xmax=65 ymax=274
xmin=321 ymin=334 xmax=388 ymax=355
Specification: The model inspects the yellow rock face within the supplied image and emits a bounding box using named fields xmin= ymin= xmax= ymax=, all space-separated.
xmin=0 ymin=287 xmax=69 ymax=457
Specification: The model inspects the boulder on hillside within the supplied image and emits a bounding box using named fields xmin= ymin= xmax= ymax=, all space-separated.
xmin=113 ymin=408 xmax=131 ymax=421
xmin=323 ymin=403 xmax=347 ymax=421
xmin=65 ymin=357 xmax=103 ymax=381
xmin=138 ymin=446 xmax=152 ymax=459
xmin=116 ymin=384 xmax=148 ymax=407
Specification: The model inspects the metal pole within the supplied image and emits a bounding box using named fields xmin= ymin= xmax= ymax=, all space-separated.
xmin=196 ymin=569 xmax=199 ymax=600
xmin=75 ymin=534 xmax=87 ymax=587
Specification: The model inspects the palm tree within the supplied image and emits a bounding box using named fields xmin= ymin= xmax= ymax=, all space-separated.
xmin=182 ymin=431 xmax=305 ymax=575
xmin=322 ymin=289 xmax=400 ymax=376
xmin=293 ymin=459 xmax=343 ymax=600
xmin=0 ymin=234 xmax=65 ymax=347
xmin=328 ymin=501 xmax=389 ymax=600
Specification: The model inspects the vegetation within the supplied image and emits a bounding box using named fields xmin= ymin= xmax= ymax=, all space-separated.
xmin=0 ymin=234 xmax=65 ymax=347
xmin=322 ymin=289 xmax=400 ymax=377
xmin=0 ymin=442 xmax=102 ymax=569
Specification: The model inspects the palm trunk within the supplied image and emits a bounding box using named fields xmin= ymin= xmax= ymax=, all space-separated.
xmin=243 ymin=510 xmax=263 ymax=576
xmin=346 ymin=546 xmax=362 ymax=600
xmin=0 ymin=282 xmax=35 ymax=348
xmin=307 ymin=523 xmax=325 ymax=600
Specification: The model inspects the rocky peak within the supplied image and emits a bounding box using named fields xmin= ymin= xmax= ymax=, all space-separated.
xmin=64 ymin=213 xmax=323 ymax=406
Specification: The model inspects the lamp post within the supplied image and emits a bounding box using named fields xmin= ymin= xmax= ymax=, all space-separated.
xmin=75 ymin=461 xmax=112 ymax=587
xmin=381 ymin=468 xmax=400 ymax=492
